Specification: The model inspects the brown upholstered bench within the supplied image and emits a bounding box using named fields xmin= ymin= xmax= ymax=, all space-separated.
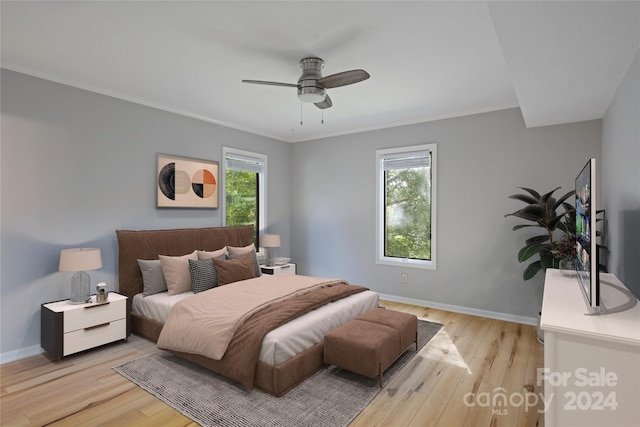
xmin=324 ymin=308 xmax=418 ymax=386
xmin=357 ymin=308 xmax=418 ymax=353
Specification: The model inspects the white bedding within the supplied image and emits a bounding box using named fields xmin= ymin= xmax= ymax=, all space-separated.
xmin=132 ymin=282 xmax=378 ymax=365
xmin=259 ymin=290 xmax=378 ymax=364
xmin=133 ymin=290 xmax=194 ymax=321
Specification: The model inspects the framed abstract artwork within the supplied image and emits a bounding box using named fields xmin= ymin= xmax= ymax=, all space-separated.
xmin=157 ymin=154 xmax=219 ymax=208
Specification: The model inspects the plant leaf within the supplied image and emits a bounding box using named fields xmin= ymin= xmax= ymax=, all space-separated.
xmin=506 ymin=204 xmax=548 ymax=222
xmin=518 ymin=187 xmax=541 ymax=200
xmin=512 ymin=224 xmax=538 ymax=231
xmin=546 ymin=197 xmax=557 ymax=212
xmin=557 ymin=221 xmax=570 ymax=234
xmin=505 ymin=208 xmax=545 ymax=222
xmin=518 ymin=243 xmax=553 ymax=262
xmin=553 ymin=190 xmax=575 ymax=210
xmin=548 ymin=213 xmax=567 ymax=231
xmin=540 ymin=252 xmax=556 ymax=269
xmin=518 ymin=245 xmax=543 ymax=262
xmin=508 ymin=193 xmax=539 ymax=205
xmin=562 ymin=202 xmax=575 ymax=213
xmin=523 ymin=261 xmax=542 ymax=280
xmin=525 ymin=235 xmax=550 ymax=246
xmin=541 ymin=187 xmax=561 ymax=203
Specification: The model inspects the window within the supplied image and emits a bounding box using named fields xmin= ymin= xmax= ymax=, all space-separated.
xmin=222 ymin=147 xmax=267 ymax=248
xmin=376 ymin=144 xmax=437 ymax=269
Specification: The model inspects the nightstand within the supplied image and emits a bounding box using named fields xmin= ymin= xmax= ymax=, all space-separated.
xmin=41 ymin=292 xmax=130 ymax=359
xmin=261 ymin=263 xmax=296 ymax=275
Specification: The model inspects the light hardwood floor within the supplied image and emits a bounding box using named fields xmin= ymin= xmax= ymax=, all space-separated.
xmin=0 ymin=301 xmax=544 ymax=426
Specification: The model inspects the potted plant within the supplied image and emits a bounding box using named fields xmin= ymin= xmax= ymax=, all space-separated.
xmin=505 ymin=187 xmax=576 ymax=280
xmin=505 ymin=187 xmax=575 ymax=344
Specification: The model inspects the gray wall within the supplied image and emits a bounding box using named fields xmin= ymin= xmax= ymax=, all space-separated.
xmin=0 ymin=70 xmax=292 ymax=359
xmin=291 ymin=108 xmax=602 ymax=320
xmin=2 ymin=66 xmax=620 ymax=361
xmin=601 ymin=48 xmax=640 ymax=299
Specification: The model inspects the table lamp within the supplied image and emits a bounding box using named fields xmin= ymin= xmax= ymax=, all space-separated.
xmin=261 ymin=234 xmax=280 ymax=267
xmin=59 ymin=248 xmax=102 ymax=304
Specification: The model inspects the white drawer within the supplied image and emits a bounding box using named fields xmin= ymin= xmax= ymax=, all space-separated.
xmin=63 ymin=299 xmax=126 ymax=333
xmin=273 ymin=265 xmax=295 ymax=275
xmin=261 ymin=263 xmax=296 ymax=275
xmin=63 ymin=318 xmax=127 ymax=356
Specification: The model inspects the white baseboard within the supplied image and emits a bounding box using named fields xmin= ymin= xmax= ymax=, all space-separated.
xmin=0 ymin=344 xmax=43 ymax=365
xmin=378 ymin=293 xmax=537 ymax=326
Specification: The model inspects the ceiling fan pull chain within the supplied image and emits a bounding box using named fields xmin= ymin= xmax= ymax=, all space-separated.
xmin=321 ymin=110 xmax=324 ymax=124
xmin=300 ymin=103 xmax=303 ymax=126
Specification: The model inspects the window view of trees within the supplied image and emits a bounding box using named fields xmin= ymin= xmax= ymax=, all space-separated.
xmin=384 ymin=166 xmax=431 ymax=261
xmin=225 ymin=169 xmax=259 ymax=245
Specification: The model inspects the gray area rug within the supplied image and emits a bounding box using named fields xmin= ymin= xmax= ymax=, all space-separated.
xmin=113 ymin=320 xmax=443 ymax=427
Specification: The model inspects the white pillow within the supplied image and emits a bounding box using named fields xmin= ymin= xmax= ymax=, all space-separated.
xmin=159 ymin=250 xmax=198 ymax=295
xmin=227 ymin=243 xmax=256 ymax=256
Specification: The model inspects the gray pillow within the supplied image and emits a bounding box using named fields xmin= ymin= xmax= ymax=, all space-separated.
xmin=137 ymin=259 xmax=168 ymax=296
xmin=189 ymin=258 xmax=220 ymax=293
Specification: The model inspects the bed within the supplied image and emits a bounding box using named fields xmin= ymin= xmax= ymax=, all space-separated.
xmin=116 ymin=225 xmax=378 ymax=396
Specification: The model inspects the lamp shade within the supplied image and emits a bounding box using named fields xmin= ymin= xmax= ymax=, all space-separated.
xmin=261 ymin=234 xmax=281 ymax=248
xmin=59 ymin=248 xmax=102 ymax=272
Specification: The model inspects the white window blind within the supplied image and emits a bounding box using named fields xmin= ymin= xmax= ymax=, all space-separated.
xmin=382 ymin=151 xmax=431 ymax=171
xmin=225 ymin=152 xmax=264 ymax=174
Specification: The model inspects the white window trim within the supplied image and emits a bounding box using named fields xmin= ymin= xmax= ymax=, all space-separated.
xmin=221 ymin=147 xmax=267 ymax=252
xmin=375 ymin=143 xmax=437 ymax=270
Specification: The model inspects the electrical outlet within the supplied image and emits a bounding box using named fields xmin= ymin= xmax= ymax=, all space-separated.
xmin=401 ymin=273 xmax=408 ymax=284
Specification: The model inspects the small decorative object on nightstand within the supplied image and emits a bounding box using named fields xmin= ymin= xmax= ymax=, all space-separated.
xmin=261 ymin=263 xmax=296 ymax=276
xmin=96 ymin=282 xmax=109 ymax=303
xmin=58 ymin=248 xmax=102 ymax=304
xmin=41 ymin=292 xmax=130 ymax=359
xmin=261 ymin=234 xmax=281 ymax=266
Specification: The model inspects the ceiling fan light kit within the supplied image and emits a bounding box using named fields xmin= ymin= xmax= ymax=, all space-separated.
xmin=297 ymin=87 xmax=326 ymax=103
xmin=242 ymin=57 xmax=370 ymax=110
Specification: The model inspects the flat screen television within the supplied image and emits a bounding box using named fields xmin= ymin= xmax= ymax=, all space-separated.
xmin=575 ymin=158 xmax=599 ymax=310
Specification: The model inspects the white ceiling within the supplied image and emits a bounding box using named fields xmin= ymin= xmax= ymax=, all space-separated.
xmin=2 ymin=1 xmax=639 ymax=143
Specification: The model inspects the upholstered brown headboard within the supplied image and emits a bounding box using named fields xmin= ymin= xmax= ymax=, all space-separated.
xmin=116 ymin=225 xmax=254 ymax=300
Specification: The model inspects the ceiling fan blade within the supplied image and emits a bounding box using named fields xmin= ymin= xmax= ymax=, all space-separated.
xmin=317 ymin=69 xmax=370 ymax=88
xmin=314 ymin=94 xmax=333 ymax=110
xmin=241 ymin=80 xmax=298 ymax=88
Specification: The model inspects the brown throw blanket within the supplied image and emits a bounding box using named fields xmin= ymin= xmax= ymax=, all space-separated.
xmin=166 ymin=282 xmax=368 ymax=390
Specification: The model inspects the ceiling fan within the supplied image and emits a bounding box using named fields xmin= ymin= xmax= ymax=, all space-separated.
xmin=242 ymin=57 xmax=370 ymax=109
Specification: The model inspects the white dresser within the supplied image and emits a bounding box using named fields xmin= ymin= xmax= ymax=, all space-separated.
xmin=541 ymin=269 xmax=640 ymax=426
